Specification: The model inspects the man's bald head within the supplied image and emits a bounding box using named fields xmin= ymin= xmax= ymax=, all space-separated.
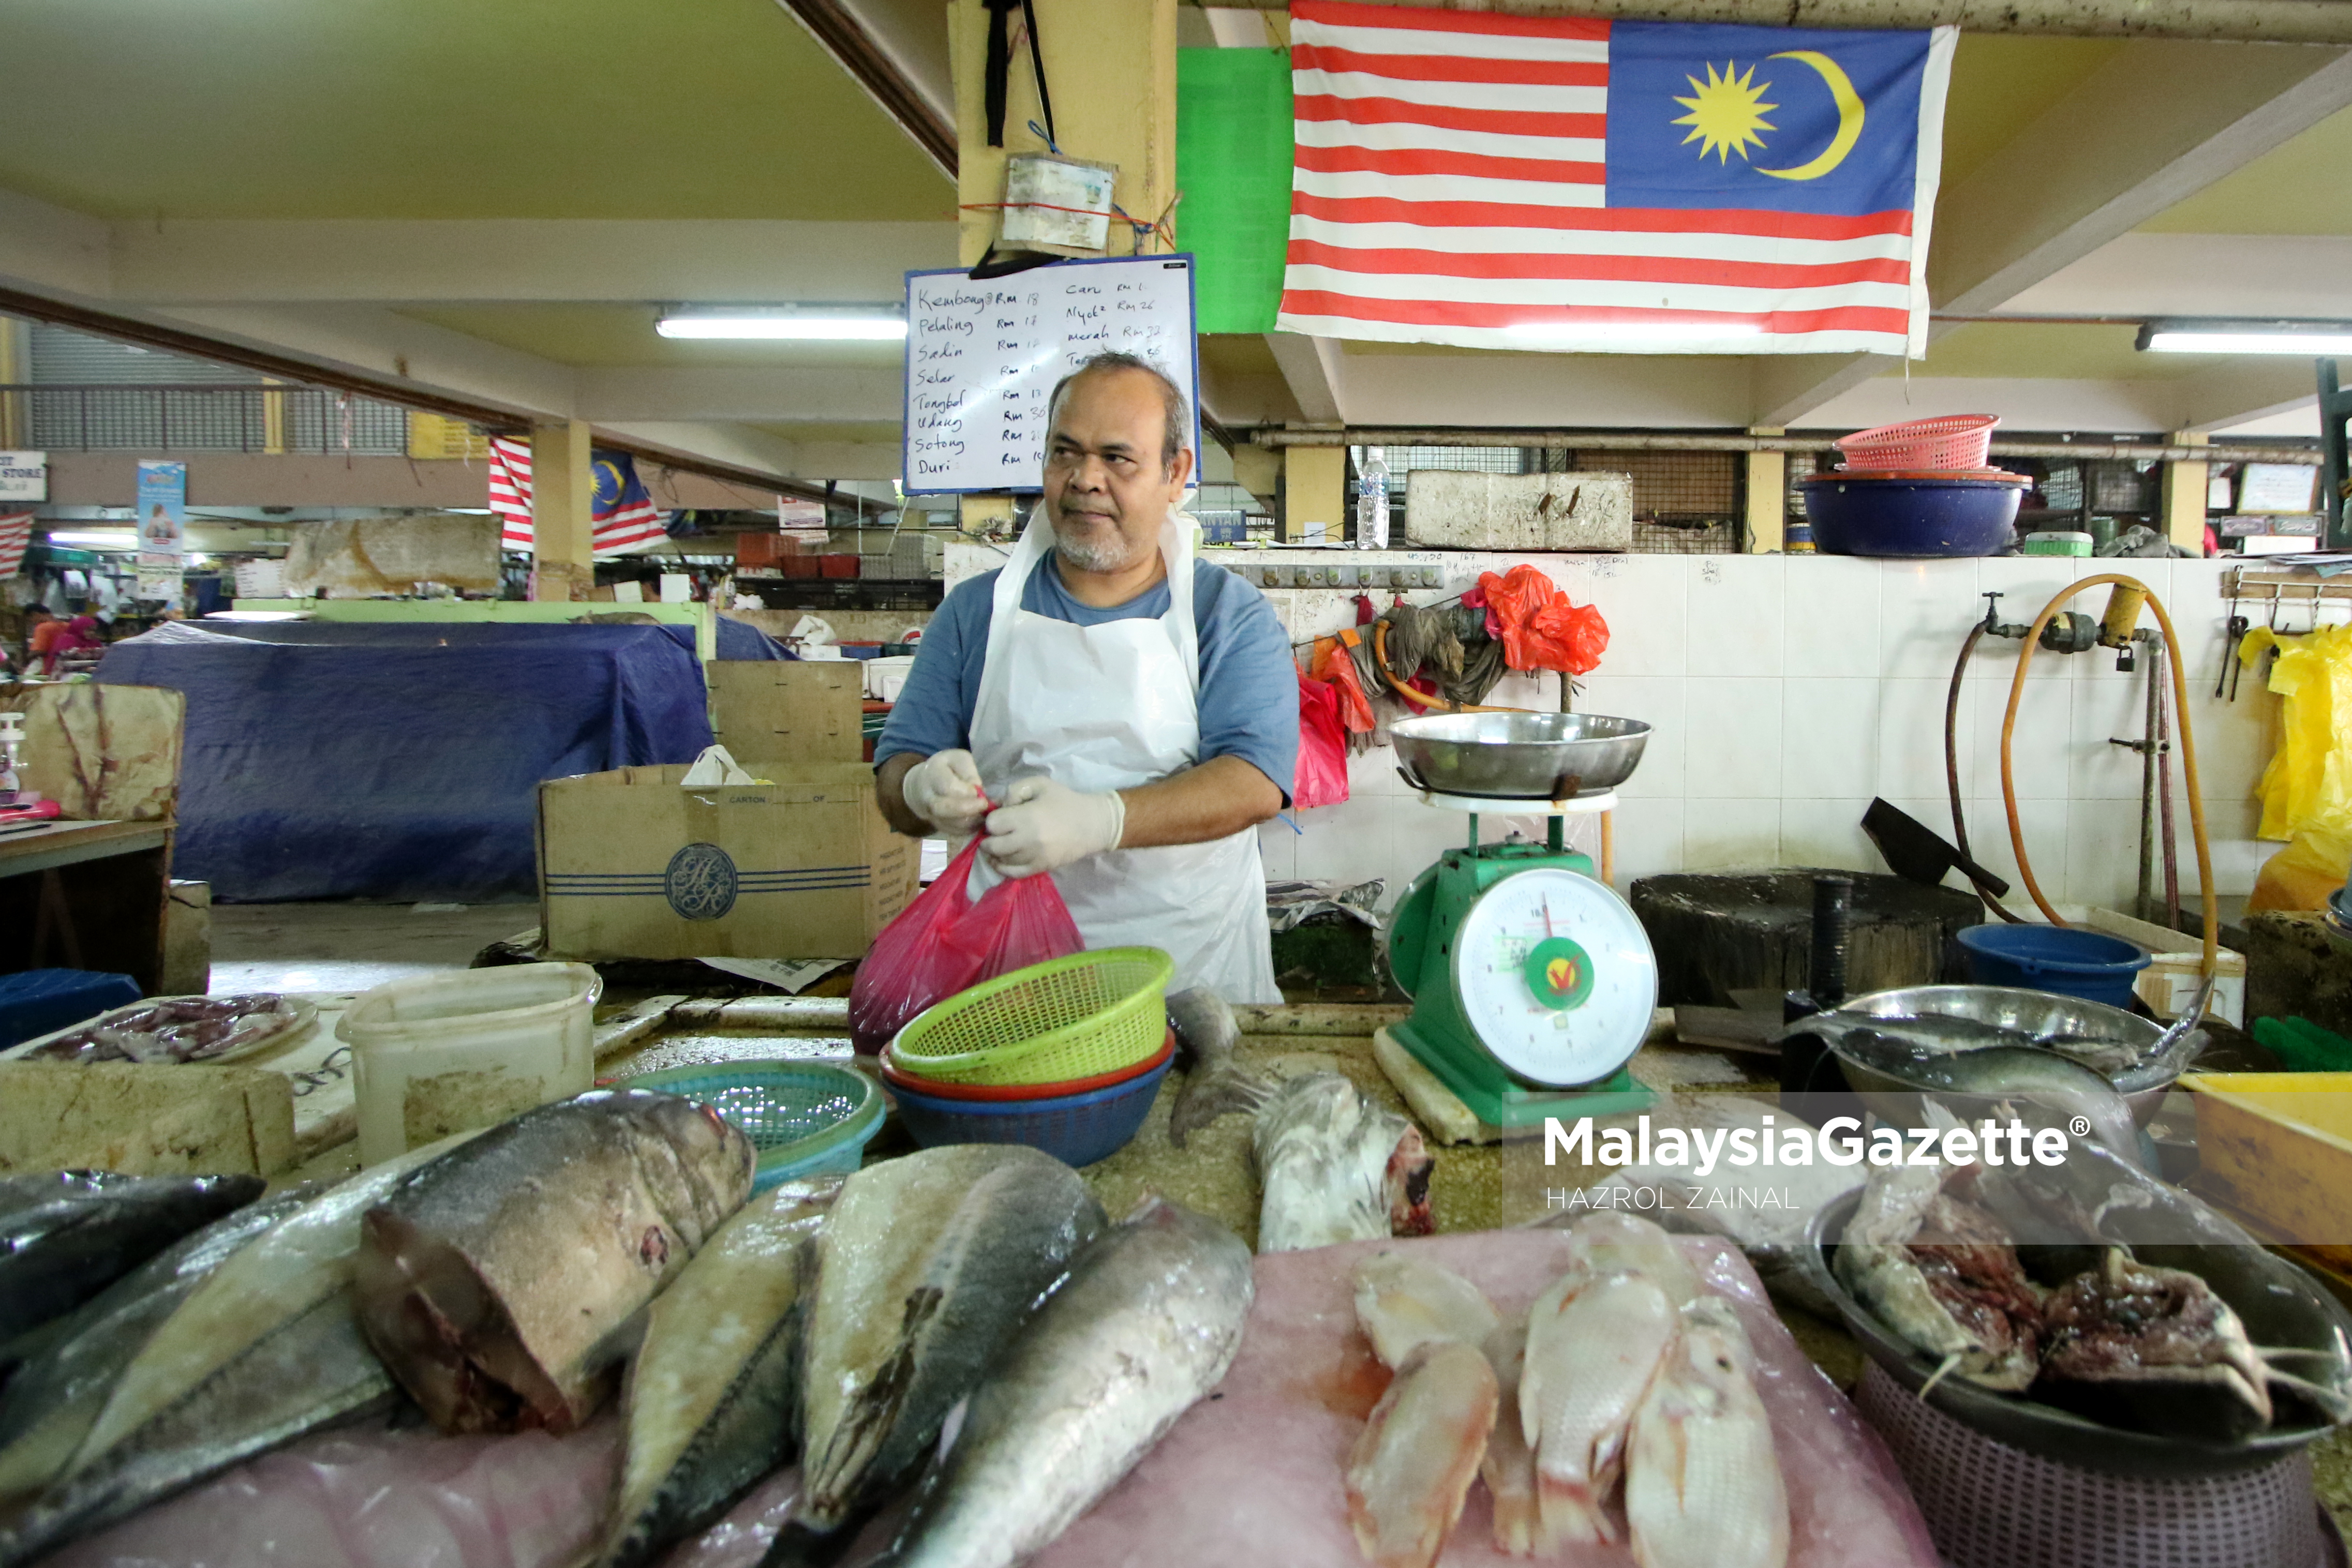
xmin=1047 ymin=352 xmax=1189 ymax=475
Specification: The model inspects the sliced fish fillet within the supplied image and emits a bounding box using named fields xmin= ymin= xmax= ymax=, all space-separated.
xmin=1351 ymin=1253 xmax=1500 ymax=1370
xmin=1344 ymin=1339 xmax=1497 ymax=1568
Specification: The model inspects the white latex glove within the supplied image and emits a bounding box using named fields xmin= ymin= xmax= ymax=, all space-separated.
xmin=981 ymin=775 xmax=1126 ymax=879
xmin=900 ymin=748 xmax=990 ymax=835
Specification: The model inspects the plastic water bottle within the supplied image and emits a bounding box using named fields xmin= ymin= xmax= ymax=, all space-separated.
xmin=1356 ymin=446 xmax=1390 ymax=550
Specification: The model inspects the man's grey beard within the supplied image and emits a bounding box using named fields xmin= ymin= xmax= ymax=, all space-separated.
xmin=1051 ymin=510 xmax=1149 ymax=573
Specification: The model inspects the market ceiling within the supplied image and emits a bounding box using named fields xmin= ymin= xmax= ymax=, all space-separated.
xmin=0 ymin=0 xmax=2344 ymax=488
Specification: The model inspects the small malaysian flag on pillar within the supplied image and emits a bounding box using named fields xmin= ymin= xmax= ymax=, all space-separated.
xmin=486 ymin=438 xmax=669 ymax=556
xmin=1278 ymin=1 xmax=1955 ymax=356
xmin=0 ymin=513 xmax=31 ymax=578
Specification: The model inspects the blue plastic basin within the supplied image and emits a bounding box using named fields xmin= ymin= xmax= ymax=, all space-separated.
xmin=1956 ymin=923 xmax=2151 ymax=1009
xmin=889 ymin=1056 xmax=1173 ymax=1167
xmin=1802 ymin=474 xmax=2026 ymax=558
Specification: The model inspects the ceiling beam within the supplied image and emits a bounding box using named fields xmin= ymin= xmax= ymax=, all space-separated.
xmin=1207 ymin=0 xmax=2352 ymax=42
xmin=776 ymin=0 xmax=958 ymax=175
xmin=1756 ymin=41 xmax=2352 ymax=428
xmin=2000 ymin=232 xmax=2352 ymax=320
xmin=110 ymin=219 xmax=956 ymax=306
xmin=1264 ymin=332 xmax=1346 ymax=423
xmin=576 ymin=366 xmax=904 ymax=423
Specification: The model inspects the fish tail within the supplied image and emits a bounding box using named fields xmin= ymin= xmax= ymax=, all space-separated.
xmin=1166 ymin=1066 xmax=1271 ymax=1149
xmin=1534 ymin=1475 xmax=1616 ymax=1547
xmin=1487 ymin=1485 xmax=1540 ymax=1556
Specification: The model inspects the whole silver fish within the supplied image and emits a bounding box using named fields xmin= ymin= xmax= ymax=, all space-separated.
xmin=781 ymin=1145 xmax=1105 ymax=1551
xmin=0 ymin=1186 xmax=311 ymax=1515
xmin=1165 ymin=988 xmax=1270 ymax=1148
xmin=592 ymin=1179 xmax=839 ymax=1568
xmin=1828 ymin=1033 xmax=2145 ymax=1168
xmin=866 ymin=1199 xmax=1254 ymax=1568
xmin=0 ymin=1144 xmax=466 ymax=1568
xmin=356 ymin=1088 xmax=755 ymax=1433
xmin=0 ymin=1172 xmax=265 ymax=1345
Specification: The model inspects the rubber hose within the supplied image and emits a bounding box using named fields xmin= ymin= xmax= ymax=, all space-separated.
xmin=1999 ymin=574 xmax=2218 ymax=980
xmin=1945 ymin=621 xmax=2024 ymax=922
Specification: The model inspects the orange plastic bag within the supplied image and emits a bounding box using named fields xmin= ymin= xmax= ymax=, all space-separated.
xmin=1476 ymin=563 xmax=1609 ymax=675
xmin=848 ymin=834 xmax=1084 ymax=1054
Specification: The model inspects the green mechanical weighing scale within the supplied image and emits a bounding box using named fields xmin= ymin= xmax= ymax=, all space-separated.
xmin=1381 ymin=712 xmax=1660 ymax=1132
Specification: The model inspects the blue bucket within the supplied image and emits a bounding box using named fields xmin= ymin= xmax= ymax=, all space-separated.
xmin=1955 ymin=924 xmax=2151 ymax=1009
xmin=888 ymin=1056 xmax=1172 ymax=1167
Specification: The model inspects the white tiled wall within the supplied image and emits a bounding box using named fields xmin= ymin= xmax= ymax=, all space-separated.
xmin=1239 ymin=553 xmax=2282 ymax=912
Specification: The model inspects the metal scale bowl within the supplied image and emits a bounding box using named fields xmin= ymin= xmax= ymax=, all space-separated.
xmin=1383 ymin=712 xmax=1660 ymax=1130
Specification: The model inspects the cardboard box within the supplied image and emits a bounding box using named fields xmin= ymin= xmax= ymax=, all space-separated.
xmin=709 ymin=661 xmax=865 ymax=768
xmin=539 ymin=763 xmax=916 ymax=961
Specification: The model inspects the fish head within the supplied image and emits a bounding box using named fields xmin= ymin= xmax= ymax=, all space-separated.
xmin=599 ymin=1088 xmax=758 ymax=1220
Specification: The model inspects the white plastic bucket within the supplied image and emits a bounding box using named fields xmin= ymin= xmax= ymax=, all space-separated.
xmin=339 ymin=963 xmax=601 ymax=1166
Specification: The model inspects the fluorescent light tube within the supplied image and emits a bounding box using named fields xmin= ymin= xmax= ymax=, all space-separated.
xmin=657 ymin=310 xmax=906 ymax=341
xmin=47 ymin=530 xmax=137 ymax=548
xmin=2136 ymin=319 xmax=2352 ymax=355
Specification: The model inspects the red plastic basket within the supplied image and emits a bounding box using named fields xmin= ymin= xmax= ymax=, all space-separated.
xmin=1836 ymin=414 xmax=1999 ymax=472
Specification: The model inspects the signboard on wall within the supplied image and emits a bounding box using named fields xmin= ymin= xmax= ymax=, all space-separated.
xmin=0 ymin=452 xmax=46 ymax=503
xmin=135 ymin=458 xmax=186 ymax=601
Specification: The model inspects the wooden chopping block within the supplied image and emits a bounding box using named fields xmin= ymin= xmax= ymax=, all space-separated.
xmin=0 ymin=1061 xmax=296 ymax=1176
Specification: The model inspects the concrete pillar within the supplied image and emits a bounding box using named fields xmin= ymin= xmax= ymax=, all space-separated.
xmin=0 ymin=317 xmax=26 ymax=450
xmin=948 ymin=0 xmax=1178 ymax=271
xmin=2162 ymin=429 xmax=2210 ymax=555
xmin=1283 ymin=445 xmax=1346 ymax=543
xmin=1744 ymin=427 xmax=1787 ymax=552
xmin=530 ymin=418 xmax=596 ymax=602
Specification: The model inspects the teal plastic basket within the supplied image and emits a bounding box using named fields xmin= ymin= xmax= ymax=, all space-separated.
xmin=622 ymin=1061 xmax=881 ymax=1190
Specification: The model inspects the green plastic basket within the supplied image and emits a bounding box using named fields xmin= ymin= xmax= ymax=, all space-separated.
xmin=621 ymin=1061 xmax=881 ymax=1190
xmin=889 ymin=948 xmax=1174 ymax=1087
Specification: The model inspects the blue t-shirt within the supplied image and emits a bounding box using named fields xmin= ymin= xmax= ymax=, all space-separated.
xmin=874 ymin=556 xmax=1299 ymax=803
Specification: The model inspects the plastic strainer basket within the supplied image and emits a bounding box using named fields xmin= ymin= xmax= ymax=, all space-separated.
xmin=1857 ymin=1361 xmax=2330 ymax=1568
xmin=621 ymin=1061 xmax=881 ymax=1191
xmin=888 ymin=947 xmax=1174 ymax=1087
xmin=1836 ymin=413 xmax=1999 ymax=472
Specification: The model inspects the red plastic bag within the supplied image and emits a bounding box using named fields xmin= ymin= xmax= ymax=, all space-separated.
xmin=848 ymin=834 xmax=1084 ymax=1054
xmin=1476 ymin=563 xmax=1610 ymax=675
xmin=1295 ymin=669 xmax=1350 ymax=809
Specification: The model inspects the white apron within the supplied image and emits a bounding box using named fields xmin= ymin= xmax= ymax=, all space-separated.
xmin=968 ymin=506 xmax=1279 ymax=1004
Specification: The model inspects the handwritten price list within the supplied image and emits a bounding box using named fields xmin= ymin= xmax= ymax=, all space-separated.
xmin=902 ymin=256 xmax=1198 ymax=494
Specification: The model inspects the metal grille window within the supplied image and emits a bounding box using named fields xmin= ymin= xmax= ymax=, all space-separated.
xmin=1358 ymin=445 xmax=1525 ymax=475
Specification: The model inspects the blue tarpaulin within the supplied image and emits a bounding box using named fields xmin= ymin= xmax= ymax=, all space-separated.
xmin=99 ymin=620 xmax=728 ymax=903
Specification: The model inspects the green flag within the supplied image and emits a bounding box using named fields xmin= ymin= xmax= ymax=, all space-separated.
xmin=1177 ymin=48 xmax=1293 ymax=335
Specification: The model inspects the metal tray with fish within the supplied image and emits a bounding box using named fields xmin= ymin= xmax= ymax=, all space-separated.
xmin=1787 ymin=983 xmax=2198 ymax=1127
xmin=1805 ymin=1187 xmax=2352 ymax=1477
xmin=1391 ymin=711 xmax=1649 ymax=800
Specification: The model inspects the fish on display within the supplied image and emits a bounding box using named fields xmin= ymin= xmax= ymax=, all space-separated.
xmin=1834 ymin=1119 xmax=2044 ymax=1393
xmin=0 ymin=1186 xmax=310 ymax=1517
xmin=777 ymin=1144 xmax=1106 ymax=1560
xmin=1351 ymin=1252 xmax=1500 ymax=1370
xmin=1622 ymin=1297 xmax=1789 ymax=1568
xmin=1165 ymin=987 xmax=1271 ymax=1148
xmin=0 ymin=1139 xmax=473 ymax=1568
xmin=593 ymin=1178 xmax=839 ymax=1568
xmin=1520 ymin=1214 xmax=1697 ymax=1548
xmin=859 ymin=1198 xmax=1254 ymax=1568
xmin=1478 ymin=1319 xmax=1540 ymax=1557
xmin=1252 ymin=1072 xmax=1433 ymax=1253
xmin=355 ymin=1088 xmax=755 ymax=1435
xmin=1825 ymin=1031 xmax=2146 ymax=1168
xmin=0 ymin=1172 xmax=265 ymax=1346
xmin=2036 ymin=1247 xmax=2277 ymax=1443
xmin=1345 ymin=1338 xmax=1498 ymax=1568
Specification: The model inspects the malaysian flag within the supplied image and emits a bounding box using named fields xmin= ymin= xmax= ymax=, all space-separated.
xmin=0 ymin=514 xmax=29 ymax=578
xmin=1279 ymin=1 xmax=1954 ymax=356
xmin=487 ymin=438 xmax=669 ymax=556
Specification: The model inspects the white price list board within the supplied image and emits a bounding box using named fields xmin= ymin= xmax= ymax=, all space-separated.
xmin=903 ymin=255 xmax=1200 ymax=495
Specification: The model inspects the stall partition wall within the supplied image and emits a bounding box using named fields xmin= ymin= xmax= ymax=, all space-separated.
xmin=942 ymin=545 xmax=2275 ymax=911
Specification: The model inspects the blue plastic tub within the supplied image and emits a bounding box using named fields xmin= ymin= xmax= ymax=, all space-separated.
xmin=889 ymin=1056 xmax=1173 ymax=1167
xmin=1956 ymin=923 xmax=2151 ymax=1009
xmin=0 ymin=969 xmax=142 ymax=1050
xmin=1800 ymin=473 xmax=2027 ymax=558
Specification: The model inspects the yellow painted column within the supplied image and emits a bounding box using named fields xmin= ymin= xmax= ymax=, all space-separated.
xmin=1283 ymin=446 xmax=1346 ymax=543
xmin=2162 ymin=429 xmax=2210 ymax=554
xmin=948 ymin=0 xmax=1178 ymax=270
xmin=1745 ymin=427 xmax=1786 ymax=552
xmin=530 ymin=419 xmax=596 ymax=602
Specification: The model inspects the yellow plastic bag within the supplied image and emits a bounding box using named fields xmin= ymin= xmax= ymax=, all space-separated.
xmin=2246 ymin=622 xmax=2352 ymax=911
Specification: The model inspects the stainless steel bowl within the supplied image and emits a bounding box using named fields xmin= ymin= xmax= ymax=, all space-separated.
xmin=1391 ymin=711 xmax=1650 ymax=800
xmin=1801 ymin=983 xmax=2180 ymax=1126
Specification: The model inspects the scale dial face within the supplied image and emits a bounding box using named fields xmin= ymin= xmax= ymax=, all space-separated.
xmin=1452 ymin=868 xmax=1657 ymax=1087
